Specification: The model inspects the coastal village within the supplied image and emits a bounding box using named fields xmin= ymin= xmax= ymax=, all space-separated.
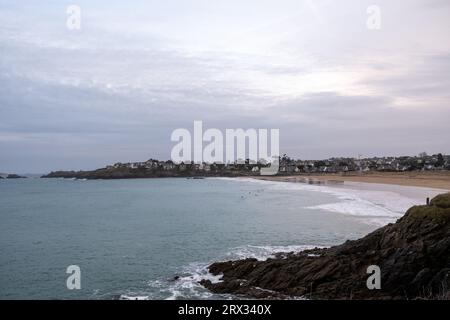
xmin=103 ymin=153 xmax=450 ymax=175
xmin=3 ymin=153 xmax=449 ymax=180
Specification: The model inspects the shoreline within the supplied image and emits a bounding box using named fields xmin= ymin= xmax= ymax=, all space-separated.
xmin=253 ymin=172 xmax=450 ymax=191
xmin=201 ymin=193 xmax=450 ymax=299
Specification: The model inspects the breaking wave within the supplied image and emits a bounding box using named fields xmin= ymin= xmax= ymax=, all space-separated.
xmin=219 ymin=177 xmax=438 ymax=226
xmin=118 ymin=244 xmax=319 ymax=300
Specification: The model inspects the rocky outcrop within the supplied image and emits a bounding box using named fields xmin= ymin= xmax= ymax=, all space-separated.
xmin=41 ymin=167 xmax=255 ymax=180
xmin=201 ymin=193 xmax=450 ymax=299
xmin=6 ymin=174 xmax=27 ymax=179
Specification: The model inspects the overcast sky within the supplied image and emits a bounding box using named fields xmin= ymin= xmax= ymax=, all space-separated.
xmin=1 ymin=0 xmax=449 ymax=173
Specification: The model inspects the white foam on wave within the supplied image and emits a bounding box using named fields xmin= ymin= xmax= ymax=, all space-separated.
xmin=143 ymin=262 xmax=225 ymax=300
xmin=215 ymin=177 xmax=441 ymax=226
xmin=119 ymin=295 xmax=149 ymax=300
xmin=226 ymin=245 xmax=325 ymax=261
xmin=139 ymin=244 xmax=319 ymax=300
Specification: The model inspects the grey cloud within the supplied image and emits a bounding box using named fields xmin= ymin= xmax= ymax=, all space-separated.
xmin=1 ymin=0 xmax=449 ymax=173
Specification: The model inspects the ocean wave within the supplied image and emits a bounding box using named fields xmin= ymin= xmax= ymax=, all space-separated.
xmin=119 ymin=294 xmax=149 ymax=300
xmin=308 ymin=201 xmax=399 ymax=227
xmin=225 ymin=244 xmax=325 ymax=261
xmin=163 ymin=262 xmax=224 ymax=300
xmin=119 ymin=244 xmax=319 ymax=300
xmin=217 ymin=177 xmax=431 ymax=226
xmin=128 ymin=262 xmax=225 ymax=300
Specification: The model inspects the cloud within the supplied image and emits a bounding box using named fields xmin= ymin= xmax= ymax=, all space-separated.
xmin=0 ymin=0 xmax=449 ymax=172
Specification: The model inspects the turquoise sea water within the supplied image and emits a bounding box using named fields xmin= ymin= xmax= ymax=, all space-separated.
xmin=0 ymin=177 xmax=432 ymax=299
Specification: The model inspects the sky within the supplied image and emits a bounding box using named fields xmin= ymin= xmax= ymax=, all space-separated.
xmin=1 ymin=0 xmax=450 ymax=173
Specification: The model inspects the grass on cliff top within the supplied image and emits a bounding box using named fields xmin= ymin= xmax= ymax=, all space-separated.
xmin=405 ymin=193 xmax=450 ymax=222
xmin=430 ymin=193 xmax=450 ymax=209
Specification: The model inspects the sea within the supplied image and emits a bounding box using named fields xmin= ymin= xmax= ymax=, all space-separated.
xmin=0 ymin=177 xmax=443 ymax=299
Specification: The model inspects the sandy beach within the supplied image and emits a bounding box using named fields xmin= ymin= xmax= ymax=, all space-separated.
xmin=255 ymin=171 xmax=450 ymax=191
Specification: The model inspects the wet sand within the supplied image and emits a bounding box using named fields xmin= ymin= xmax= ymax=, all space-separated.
xmin=255 ymin=172 xmax=450 ymax=191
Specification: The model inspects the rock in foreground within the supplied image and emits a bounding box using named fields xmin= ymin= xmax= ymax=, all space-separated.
xmin=201 ymin=193 xmax=450 ymax=299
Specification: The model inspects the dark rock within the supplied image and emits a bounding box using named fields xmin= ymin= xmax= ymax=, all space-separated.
xmin=201 ymin=193 xmax=450 ymax=300
xmin=40 ymin=165 xmax=260 ymax=180
xmin=6 ymin=174 xmax=26 ymax=179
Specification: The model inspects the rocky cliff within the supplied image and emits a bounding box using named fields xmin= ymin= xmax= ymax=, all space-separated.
xmin=201 ymin=193 xmax=450 ymax=299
